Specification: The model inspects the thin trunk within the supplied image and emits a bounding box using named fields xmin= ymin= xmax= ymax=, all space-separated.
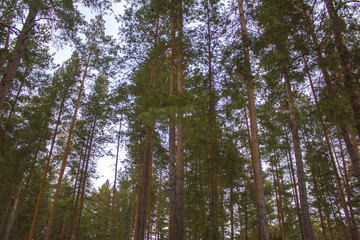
xmin=146 ymin=137 xmax=154 ymax=240
xmin=154 ymin=171 xmax=162 ymax=240
xmin=28 ymin=95 xmax=66 ymax=240
xmin=0 ymin=8 xmax=38 ymax=113
xmin=4 ymin=135 xmax=42 ymax=240
xmin=206 ymin=2 xmax=218 ymax=239
xmin=339 ymin=124 xmax=360 ymax=185
xmin=59 ymin=215 xmax=66 ymax=240
xmin=284 ymin=124 xmax=302 ymax=234
xmin=133 ymin=156 xmax=142 ymax=240
xmin=284 ymin=70 xmax=314 ymax=240
xmin=305 ymin=57 xmax=359 ymax=239
xmin=275 ymin=160 xmax=286 ymax=240
xmin=244 ymin=181 xmax=248 ymax=240
xmin=299 ymin=4 xmax=360 ymax=184
xmin=67 ymin=144 xmax=88 ymax=239
xmin=75 ymin=117 xmax=97 ymax=238
xmin=66 ymin=144 xmax=87 ymax=238
xmin=135 ymin=124 xmax=154 ymax=240
xmin=43 ymin=52 xmax=91 ymax=240
xmin=309 ymin=160 xmax=328 ymax=240
xmin=168 ymin=0 xmax=177 ymax=238
xmin=237 ymin=1 xmax=270 ymax=239
xmin=323 ymin=0 xmax=360 ymax=138
xmin=230 ymin=188 xmax=234 ymax=240
xmin=110 ymin=116 xmax=122 ymax=239
xmin=135 ymin=14 xmax=159 ymax=239
xmin=271 ymin=159 xmax=285 ymax=240
xmin=129 ymin=191 xmax=135 ymax=240
xmin=2 ymin=178 xmax=24 ymax=240
xmin=337 ymin=138 xmax=359 ymax=239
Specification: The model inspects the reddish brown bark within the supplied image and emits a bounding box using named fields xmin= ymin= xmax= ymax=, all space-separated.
xmin=44 ymin=52 xmax=91 ymax=240
xmin=237 ymin=1 xmax=270 ymax=239
xmin=284 ymin=70 xmax=314 ymax=240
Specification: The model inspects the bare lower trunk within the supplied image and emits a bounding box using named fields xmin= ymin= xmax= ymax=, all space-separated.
xmin=110 ymin=117 xmax=122 ymax=239
xmin=75 ymin=117 xmax=97 ymax=238
xmin=43 ymin=53 xmax=91 ymax=240
xmin=284 ymin=71 xmax=314 ymax=240
xmin=135 ymin=124 xmax=154 ymax=240
xmin=237 ymin=1 xmax=270 ymax=239
xmin=28 ymin=97 xmax=66 ymax=240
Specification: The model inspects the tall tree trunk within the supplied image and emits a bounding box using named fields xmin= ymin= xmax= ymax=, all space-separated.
xmin=67 ymin=144 xmax=88 ymax=239
xmin=284 ymin=70 xmax=314 ymax=240
xmin=175 ymin=1 xmax=185 ymax=239
xmin=75 ymin=117 xmax=97 ymax=238
xmin=110 ymin=116 xmax=122 ymax=239
xmin=135 ymin=124 xmax=154 ymax=240
xmin=237 ymin=1 xmax=270 ymax=239
xmin=0 ymin=7 xmax=38 ymax=113
xmin=2 ymin=178 xmax=24 ymax=240
xmin=323 ymin=0 xmax=360 ymax=138
xmin=43 ymin=52 xmax=91 ymax=240
xmin=305 ymin=57 xmax=359 ymax=239
xmin=299 ymin=2 xmax=360 ymax=185
xmin=230 ymin=187 xmax=234 ymax=240
xmin=4 ymin=135 xmax=43 ymax=240
xmin=28 ymin=95 xmax=67 ymax=240
xmin=206 ymin=1 xmax=218 ymax=238
xmin=135 ymin=15 xmax=159 ymax=239
xmin=168 ymin=0 xmax=178 ymax=238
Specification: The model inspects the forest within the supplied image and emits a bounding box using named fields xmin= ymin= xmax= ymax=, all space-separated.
xmin=0 ymin=0 xmax=359 ymax=239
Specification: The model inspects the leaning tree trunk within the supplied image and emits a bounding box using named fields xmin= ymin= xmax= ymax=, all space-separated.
xmin=299 ymin=3 xmax=360 ymax=185
xmin=0 ymin=7 xmax=38 ymax=114
xmin=284 ymin=70 xmax=314 ymax=240
xmin=75 ymin=117 xmax=97 ymax=238
xmin=237 ymin=1 xmax=270 ymax=239
xmin=43 ymin=52 xmax=91 ymax=240
xmin=28 ymin=92 xmax=67 ymax=240
xmin=305 ymin=59 xmax=359 ymax=239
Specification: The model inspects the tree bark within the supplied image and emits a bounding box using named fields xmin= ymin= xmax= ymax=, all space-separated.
xmin=299 ymin=1 xmax=360 ymax=185
xmin=168 ymin=0 xmax=178 ymax=238
xmin=28 ymin=94 xmax=66 ymax=240
xmin=0 ymin=8 xmax=38 ymax=114
xmin=135 ymin=124 xmax=154 ymax=240
xmin=110 ymin=116 xmax=122 ymax=239
xmin=43 ymin=52 xmax=91 ymax=240
xmin=75 ymin=117 xmax=97 ymax=238
xmin=237 ymin=1 xmax=270 ymax=239
xmin=284 ymin=70 xmax=314 ymax=240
